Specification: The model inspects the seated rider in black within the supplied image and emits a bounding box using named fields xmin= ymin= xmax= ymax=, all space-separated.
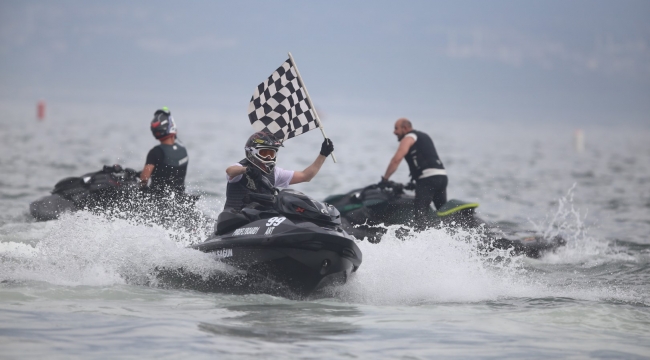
xmin=140 ymin=107 xmax=189 ymax=196
xmin=381 ymin=118 xmax=448 ymax=230
xmin=224 ymin=132 xmax=334 ymax=212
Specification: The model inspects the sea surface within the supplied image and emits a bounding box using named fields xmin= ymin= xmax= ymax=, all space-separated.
xmin=1 ymin=101 xmax=649 ymax=358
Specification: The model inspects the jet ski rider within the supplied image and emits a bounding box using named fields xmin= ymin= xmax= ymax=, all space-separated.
xmin=140 ymin=107 xmax=189 ymax=196
xmin=381 ymin=118 xmax=447 ymax=229
xmin=224 ymin=132 xmax=334 ymax=211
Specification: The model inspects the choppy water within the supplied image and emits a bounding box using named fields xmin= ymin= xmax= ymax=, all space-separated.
xmin=1 ymin=101 xmax=649 ymax=358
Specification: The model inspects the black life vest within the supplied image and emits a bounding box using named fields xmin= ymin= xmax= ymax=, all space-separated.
xmin=403 ymin=130 xmax=445 ymax=180
xmin=149 ymin=142 xmax=188 ymax=194
xmin=224 ymin=159 xmax=275 ymax=210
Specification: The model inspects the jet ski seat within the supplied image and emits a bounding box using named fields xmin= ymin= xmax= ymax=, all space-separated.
xmin=215 ymin=210 xmax=251 ymax=235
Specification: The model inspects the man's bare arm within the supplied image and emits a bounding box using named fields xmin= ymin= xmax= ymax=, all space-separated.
xmin=382 ymin=136 xmax=415 ymax=180
xmin=140 ymin=164 xmax=155 ymax=187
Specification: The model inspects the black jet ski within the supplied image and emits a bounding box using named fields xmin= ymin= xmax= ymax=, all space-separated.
xmin=30 ymin=165 xmax=140 ymax=221
xmin=163 ymin=177 xmax=362 ymax=298
xmin=29 ymin=165 xmax=198 ymax=222
xmin=324 ymin=181 xmax=565 ymax=258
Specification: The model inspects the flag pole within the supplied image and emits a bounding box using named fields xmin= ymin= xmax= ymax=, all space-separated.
xmin=287 ymin=52 xmax=337 ymax=163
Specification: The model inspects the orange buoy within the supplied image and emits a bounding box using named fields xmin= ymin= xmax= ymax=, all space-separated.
xmin=37 ymin=100 xmax=46 ymax=121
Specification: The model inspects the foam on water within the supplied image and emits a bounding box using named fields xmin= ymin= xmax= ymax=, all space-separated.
xmin=75 ymin=190 xmax=217 ymax=247
xmin=333 ymin=231 xmax=643 ymax=306
xmin=332 ymin=225 xmax=528 ymax=305
xmin=0 ymin=211 xmax=224 ymax=287
xmin=331 ymin=187 xmax=646 ymax=306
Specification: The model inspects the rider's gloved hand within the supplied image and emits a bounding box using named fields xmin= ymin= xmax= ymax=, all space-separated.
xmin=245 ymin=166 xmax=261 ymax=180
xmin=320 ymin=138 xmax=334 ymax=157
xmin=378 ymin=176 xmax=390 ymax=188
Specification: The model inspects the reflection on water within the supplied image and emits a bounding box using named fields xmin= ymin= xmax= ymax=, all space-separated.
xmin=199 ymin=302 xmax=362 ymax=342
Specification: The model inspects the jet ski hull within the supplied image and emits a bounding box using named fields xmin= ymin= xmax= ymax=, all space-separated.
xmin=30 ymin=194 xmax=78 ymax=221
xmin=171 ymin=226 xmax=362 ymax=298
xmin=165 ymin=188 xmax=363 ymax=298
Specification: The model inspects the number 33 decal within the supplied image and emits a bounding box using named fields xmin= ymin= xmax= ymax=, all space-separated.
xmin=266 ymin=217 xmax=286 ymax=227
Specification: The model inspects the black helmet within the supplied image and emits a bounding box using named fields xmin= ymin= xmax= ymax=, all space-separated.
xmin=150 ymin=107 xmax=177 ymax=140
xmin=245 ymin=132 xmax=282 ymax=174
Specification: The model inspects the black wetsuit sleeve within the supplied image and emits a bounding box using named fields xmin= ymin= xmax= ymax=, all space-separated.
xmin=145 ymin=146 xmax=164 ymax=166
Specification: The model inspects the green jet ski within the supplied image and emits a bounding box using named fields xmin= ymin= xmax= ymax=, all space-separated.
xmin=324 ymin=181 xmax=565 ymax=258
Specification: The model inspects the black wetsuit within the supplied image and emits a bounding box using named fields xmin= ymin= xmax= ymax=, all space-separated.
xmin=145 ymin=142 xmax=189 ymax=195
xmin=403 ymin=130 xmax=448 ymax=228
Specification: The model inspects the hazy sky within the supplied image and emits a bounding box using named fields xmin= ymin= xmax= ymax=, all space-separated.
xmin=1 ymin=0 xmax=649 ymax=125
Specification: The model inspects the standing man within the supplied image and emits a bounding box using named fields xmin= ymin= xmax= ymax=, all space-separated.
xmin=224 ymin=131 xmax=334 ymax=211
xmin=140 ymin=107 xmax=189 ymax=196
xmin=381 ymin=118 xmax=447 ymax=228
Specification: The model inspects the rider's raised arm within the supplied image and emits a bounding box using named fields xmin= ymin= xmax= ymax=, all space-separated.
xmin=290 ymin=154 xmax=326 ymax=184
xmin=290 ymin=138 xmax=334 ymax=185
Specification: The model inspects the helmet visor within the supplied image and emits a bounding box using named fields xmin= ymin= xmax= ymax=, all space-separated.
xmin=257 ymin=148 xmax=277 ymax=160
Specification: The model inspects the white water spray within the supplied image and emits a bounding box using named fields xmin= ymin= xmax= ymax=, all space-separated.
xmin=0 ymin=211 xmax=224 ymax=287
xmin=528 ymin=184 xmax=612 ymax=264
xmin=330 ymin=223 xmax=529 ymax=305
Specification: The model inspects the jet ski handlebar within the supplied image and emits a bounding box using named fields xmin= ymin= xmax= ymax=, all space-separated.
xmin=248 ymin=192 xmax=276 ymax=206
xmin=102 ymin=164 xmax=139 ymax=180
xmin=352 ymin=180 xmax=412 ymax=202
xmin=375 ymin=180 xmax=412 ymax=194
xmin=245 ymin=188 xmax=341 ymax=226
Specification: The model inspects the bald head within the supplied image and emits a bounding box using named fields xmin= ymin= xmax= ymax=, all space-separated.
xmin=395 ymin=118 xmax=412 ymax=130
xmin=393 ymin=118 xmax=413 ymax=141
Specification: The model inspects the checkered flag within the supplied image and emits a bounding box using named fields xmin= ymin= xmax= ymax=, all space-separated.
xmin=247 ymin=57 xmax=319 ymax=141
